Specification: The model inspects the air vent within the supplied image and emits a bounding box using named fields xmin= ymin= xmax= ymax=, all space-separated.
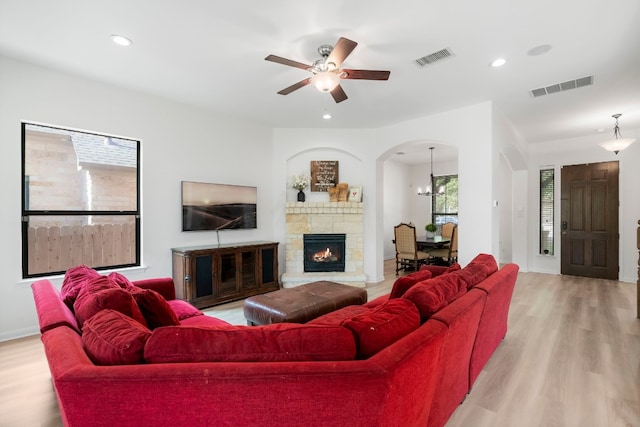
xmin=415 ymin=48 xmax=454 ymax=67
xmin=530 ymin=76 xmax=593 ymax=98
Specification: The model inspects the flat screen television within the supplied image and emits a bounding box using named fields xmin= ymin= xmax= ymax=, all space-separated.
xmin=181 ymin=181 xmax=257 ymax=231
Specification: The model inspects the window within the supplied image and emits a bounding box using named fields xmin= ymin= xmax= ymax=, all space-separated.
xmin=432 ymin=174 xmax=458 ymax=229
xmin=21 ymin=123 xmax=140 ymax=278
xmin=539 ymin=168 xmax=554 ymax=255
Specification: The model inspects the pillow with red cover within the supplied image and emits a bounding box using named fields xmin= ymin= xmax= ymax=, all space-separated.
xmin=107 ymin=272 xmax=135 ymax=290
xmin=82 ymin=309 xmax=152 ymax=365
xmin=166 ymin=299 xmax=204 ymax=321
xmin=402 ymin=274 xmax=466 ymax=322
xmin=341 ymin=298 xmax=420 ymax=359
xmin=60 ymin=265 xmax=100 ymax=308
xmin=144 ymin=323 xmax=356 ymax=363
xmin=419 ymin=262 xmax=461 ymax=277
xmin=451 ymin=254 xmax=497 ymax=290
xmin=389 ymin=269 xmax=433 ymax=299
xmin=129 ymin=288 xmax=180 ymax=329
xmin=74 ymin=276 xmax=147 ymax=328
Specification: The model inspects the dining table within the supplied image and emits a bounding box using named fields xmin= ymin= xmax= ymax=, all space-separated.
xmin=415 ymin=236 xmax=450 ymax=251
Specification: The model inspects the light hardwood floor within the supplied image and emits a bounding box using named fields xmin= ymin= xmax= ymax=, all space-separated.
xmin=1 ymin=261 xmax=638 ymax=427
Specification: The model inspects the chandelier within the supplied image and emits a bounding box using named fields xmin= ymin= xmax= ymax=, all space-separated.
xmin=417 ymin=147 xmax=445 ymax=196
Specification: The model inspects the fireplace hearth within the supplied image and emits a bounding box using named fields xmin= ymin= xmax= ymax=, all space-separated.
xmin=303 ymin=234 xmax=346 ymax=273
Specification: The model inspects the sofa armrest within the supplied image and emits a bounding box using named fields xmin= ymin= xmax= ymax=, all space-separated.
xmin=132 ymin=278 xmax=176 ymax=301
xmin=31 ymin=280 xmax=81 ymax=334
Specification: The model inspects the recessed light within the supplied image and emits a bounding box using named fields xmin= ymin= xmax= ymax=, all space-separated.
xmin=527 ymin=44 xmax=552 ymax=56
xmin=322 ymin=111 xmax=332 ymax=120
xmin=490 ymin=58 xmax=506 ymax=68
xmin=110 ymin=34 xmax=133 ymax=46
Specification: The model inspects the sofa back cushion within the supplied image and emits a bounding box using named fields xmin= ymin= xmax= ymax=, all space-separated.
xmin=389 ymin=269 xmax=432 ymax=299
xmin=341 ymin=298 xmax=420 ymax=359
xmin=82 ymin=309 xmax=152 ymax=365
xmin=402 ymin=274 xmax=466 ymax=322
xmin=60 ymin=265 xmax=101 ymax=308
xmin=453 ymin=253 xmax=498 ymax=290
xmin=144 ymin=323 xmax=356 ymax=363
xmin=419 ymin=262 xmax=461 ymax=278
xmin=73 ymin=277 xmax=147 ymax=328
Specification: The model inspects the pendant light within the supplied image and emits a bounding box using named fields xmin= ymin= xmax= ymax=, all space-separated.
xmin=599 ymin=113 xmax=636 ymax=154
xmin=417 ymin=147 xmax=444 ymax=196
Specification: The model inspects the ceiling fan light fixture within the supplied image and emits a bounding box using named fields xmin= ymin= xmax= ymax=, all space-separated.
xmin=311 ymin=71 xmax=340 ymax=92
xmin=110 ymin=34 xmax=132 ymax=46
xmin=599 ymin=114 xmax=636 ymax=154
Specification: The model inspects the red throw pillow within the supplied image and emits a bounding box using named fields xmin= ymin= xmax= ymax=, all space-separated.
xmin=144 ymin=323 xmax=356 ymax=363
xmin=108 ymin=272 xmax=135 ymax=290
xmin=82 ymin=309 xmax=152 ymax=365
xmin=74 ymin=278 xmax=147 ymax=328
xmin=129 ymin=288 xmax=180 ymax=329
xmin=445 ymin=262 xmax=461 ymax=274
xmin=470 ymin=253 xmax=498 ymax=274
xmin=452 ymin=264 xmax=485 ymax=289
xmin=167 ymin=299 xmax=204 ymax=321
xmin=341 ymin=299 xmax=420 ymax=359
xmin=60 ymin=265 xmax=100 ymax=307
xmin=389 ymin=269 xmax=433 ymax=299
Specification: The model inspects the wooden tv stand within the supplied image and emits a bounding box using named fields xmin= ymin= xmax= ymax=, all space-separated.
xmin=171 ymin=241 xmax=279 ymax=309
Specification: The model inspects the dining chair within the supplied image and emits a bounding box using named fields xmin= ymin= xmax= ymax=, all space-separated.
xmin=428 ymin=225 xmax=458 ymax=266
xmin=441 ymin=222 xmax=456 ymax=240
xmin=394 ymin=223 xmax=430 ymax=275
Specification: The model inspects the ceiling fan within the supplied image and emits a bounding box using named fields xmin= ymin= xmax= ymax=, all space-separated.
xmin=265 ymin=37 xmax=390 ymax=103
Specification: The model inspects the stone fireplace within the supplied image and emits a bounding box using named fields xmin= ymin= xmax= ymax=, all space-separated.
xmin=303 ymin=233 xmax=346 ymax=273
xmin=282 ymin=202 xmax=365 ymax=288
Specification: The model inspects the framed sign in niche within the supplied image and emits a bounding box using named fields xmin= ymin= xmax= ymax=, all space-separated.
xmin=310 ymin=160 xmax=338 ymax=192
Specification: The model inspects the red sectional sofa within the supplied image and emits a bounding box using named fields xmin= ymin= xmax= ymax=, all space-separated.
xmin=31 ymin=255 xmax=518 ymax=427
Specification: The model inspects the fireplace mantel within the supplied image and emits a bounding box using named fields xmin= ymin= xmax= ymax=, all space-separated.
xmin=282 ymin=201 xmax=365 ymax=288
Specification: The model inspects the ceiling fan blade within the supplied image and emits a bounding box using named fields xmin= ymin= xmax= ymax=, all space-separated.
xmin=341 ymin=69 xmax=390 ymax=80
xmin=326 ymin=37 xmax=358 ymax=68
xmin=265 ymin=54 xmax=311 ymax=71
xmin=330 ymin=85 xmax=348 ymax=103
xmin=277 ymin=78 xmax=311 ymax=95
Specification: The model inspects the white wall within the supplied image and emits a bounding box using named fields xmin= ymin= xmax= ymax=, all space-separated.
xmin=527 ymin=129 xmax=640 ymax=282
xmin=0 ymin=56 xmax=276 ymax=341
xmin=383 ymin=160 xmax=411 ymax=259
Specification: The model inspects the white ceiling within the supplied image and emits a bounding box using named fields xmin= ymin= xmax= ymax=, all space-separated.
xmin=1 ymin=0 xmax=639 ymax=165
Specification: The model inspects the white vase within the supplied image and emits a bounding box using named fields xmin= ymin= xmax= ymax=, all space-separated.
xmin=426 ymin=231 xmax=435 ymax=238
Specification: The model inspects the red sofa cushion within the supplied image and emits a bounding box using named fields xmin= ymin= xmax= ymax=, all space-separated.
xmin=74 ymin=277 xmax=147 ymax=328
xmin=144 ymin=323 xmax=356 ymax=363
xmin=419 ymin=262 xmax=461 ymax=278
xmin=389 ymin=269 xmax=433 ymax=299
xmin=130 ymin=288 xmax=180 ymax=329
xmin=341 ymin=299 xmax=420 ymax=359
xmin=107 ymin=271 xmax=135 ymax=290
xmin=60 ymin=265 xmax=100 ymax=307
xmin=307 ymin=305 xmax=370 ymax=326
xmin=167 ymin=299 xmax=204 ymax=321
xmin=402 ymin=274 xmax=466 ymax=322
xmin=82 ymin=309 xmax=152 ymax=365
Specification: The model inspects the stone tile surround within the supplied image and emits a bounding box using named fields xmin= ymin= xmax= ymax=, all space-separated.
xmin=282 ymin=201 xmax=366 ymax=288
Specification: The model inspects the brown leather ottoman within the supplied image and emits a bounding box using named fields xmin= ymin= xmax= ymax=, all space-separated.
xmin=243 ymin=281 xmax=368 ymax=325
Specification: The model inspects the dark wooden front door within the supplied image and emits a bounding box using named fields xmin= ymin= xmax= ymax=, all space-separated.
xmin=560 ymin=161 xmax=619 ymax=279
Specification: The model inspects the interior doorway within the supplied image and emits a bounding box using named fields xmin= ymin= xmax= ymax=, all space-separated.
xmin=560 ymin=161 xmax=619 ymax=280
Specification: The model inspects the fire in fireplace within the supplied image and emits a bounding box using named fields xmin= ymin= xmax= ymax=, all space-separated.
xmin=303 ymin=233 xmax=346 ymax=273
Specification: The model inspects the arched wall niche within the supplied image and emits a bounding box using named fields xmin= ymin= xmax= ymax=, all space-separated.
xmin=286 ymin=147 xmax=363 ymax=203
